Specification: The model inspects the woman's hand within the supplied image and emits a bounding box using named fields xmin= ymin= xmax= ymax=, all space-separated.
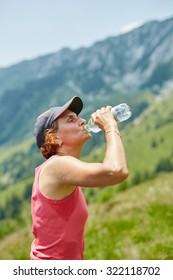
xmin=91 ymin=106 xmax=118 ymax=132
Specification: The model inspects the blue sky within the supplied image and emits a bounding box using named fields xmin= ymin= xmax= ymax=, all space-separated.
xmin=0 ymin=0 xmax=173 ymax=67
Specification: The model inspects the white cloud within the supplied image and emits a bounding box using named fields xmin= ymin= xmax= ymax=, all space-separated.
xmin=121 ymin=21 xmax=144 ymax=33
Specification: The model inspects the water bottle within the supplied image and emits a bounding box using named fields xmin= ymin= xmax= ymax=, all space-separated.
xmin=84 ymin=103 xmax=132 ymax=133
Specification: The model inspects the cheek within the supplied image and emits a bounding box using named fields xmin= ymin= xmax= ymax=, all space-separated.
xmin=58 ymin=127 xmax=77 ymax=142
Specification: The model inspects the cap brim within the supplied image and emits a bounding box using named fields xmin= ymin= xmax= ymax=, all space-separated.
xmin=34 ymin=96 xmax=83 ymax=149
xmin=52 ymin=96 xmax=83 ymax=122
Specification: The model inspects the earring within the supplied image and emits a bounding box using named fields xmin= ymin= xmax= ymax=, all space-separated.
xmin=58 ymin=140 xmax=62 ymax=147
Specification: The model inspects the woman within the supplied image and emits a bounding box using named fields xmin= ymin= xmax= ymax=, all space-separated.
xmin=30 ymin=96 xmax=129 ymax=260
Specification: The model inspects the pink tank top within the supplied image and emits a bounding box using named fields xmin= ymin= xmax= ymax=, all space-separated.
xmin=30 ymin=156 xmax=88 ymax=260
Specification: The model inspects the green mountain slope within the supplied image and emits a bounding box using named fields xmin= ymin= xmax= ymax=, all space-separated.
xmin=0 ymin=91 xmax=173 ymax=259
xmin=0 ymin=15 xmax=173 ymax=260
xmin=84 ymin=91 xmax=173 ymax=190
xmin=0 ymin=17 xmax=173 ymax=148
xmin=85 ymin=172 xmax=173 ymax=260
xmin=0 ymin=172 xmax=172 ymax=260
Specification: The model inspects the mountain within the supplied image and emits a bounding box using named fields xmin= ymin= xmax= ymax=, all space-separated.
xmin=0 ymin=16 xmax=173 ymax=147
xmin=0 ymin=16 xmax=173 ymax=96
xmin=0 ymin=16 xmax=173 ymax=259
xmin=0 ymin=15 xmax=173 ymax=188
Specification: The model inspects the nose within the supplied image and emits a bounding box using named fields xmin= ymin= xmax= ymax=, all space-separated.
xmin=79 ymin=117 xmax=86 ymax=126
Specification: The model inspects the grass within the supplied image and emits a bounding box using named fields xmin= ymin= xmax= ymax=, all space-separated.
xmin=0 ymin=92 xmax=173 ymax=259
xmin=0 ymin=172 xmax=173 ymax=260
xmin=83 ymin=94 xmax=173 ymax=188
xmin=84 ymin=172 xmax=173 ymax=260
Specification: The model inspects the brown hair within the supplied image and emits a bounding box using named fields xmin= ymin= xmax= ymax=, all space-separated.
xmin=40 ymin=120 xmax=59 ymax=159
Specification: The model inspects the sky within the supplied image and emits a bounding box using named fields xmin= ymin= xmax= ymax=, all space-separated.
xmin=0 ymin=0 xmax=173 ymax=68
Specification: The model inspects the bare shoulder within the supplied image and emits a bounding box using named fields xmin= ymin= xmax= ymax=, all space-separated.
xmin=39 ymin=156 xmax=77 ymax=200
xmin=40 ymin=155 xmax=84 ymax=184
xmin=42 ymin=155 xmax=80 ymax=173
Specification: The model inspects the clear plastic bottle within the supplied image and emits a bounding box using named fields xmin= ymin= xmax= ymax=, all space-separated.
xmin=84 ymin=103 xmax=132 ymax=133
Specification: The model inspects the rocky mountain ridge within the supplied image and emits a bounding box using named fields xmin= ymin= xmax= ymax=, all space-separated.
xmin=0 ymin=16 xmax=173 ymax=97
xmin=0 ymin=16 xmax=173 ymax=147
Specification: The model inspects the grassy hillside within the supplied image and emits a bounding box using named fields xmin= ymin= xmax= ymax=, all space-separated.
xmin=0 ymin=172 xmax=172 ymax=260
xmin=0 ymin=91 xmax=173 ymax=259
xmin=84 ymin=172 xmax=173 ymax=260
xmin=84 ymin=92 xmax=173 ymax=190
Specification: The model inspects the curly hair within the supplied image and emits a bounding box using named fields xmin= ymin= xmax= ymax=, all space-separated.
xmin=40 ymin=120 xmax=59 ymax=159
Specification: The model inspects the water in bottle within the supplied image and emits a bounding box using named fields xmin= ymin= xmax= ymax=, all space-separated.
xmin=84 ymin=103 xmax=132 ymax=133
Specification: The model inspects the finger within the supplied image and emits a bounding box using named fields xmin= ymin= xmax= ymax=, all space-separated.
xmin=100 ymin=107 xmax=107 ymax=113
xmin=91 ymin=112 xmax=97 ymax=120
xmin=106 ymin=106 xmax=112 ymax=111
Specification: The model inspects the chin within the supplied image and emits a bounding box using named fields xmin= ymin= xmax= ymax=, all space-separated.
xmin=86 ymin=133 xmax=92 ymax=140
xmin=82 ymin=132 xmax=92 ymax=142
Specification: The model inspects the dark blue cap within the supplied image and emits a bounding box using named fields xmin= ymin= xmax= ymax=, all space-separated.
xmin=34 ymin=96 xmax=83 ymax=148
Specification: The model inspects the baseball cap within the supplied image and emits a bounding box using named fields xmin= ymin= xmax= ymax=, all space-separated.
xmin=34 ymin=96 xmax=83 ymax=148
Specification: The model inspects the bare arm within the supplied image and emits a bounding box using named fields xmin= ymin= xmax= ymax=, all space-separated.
xmin=43 ymin=107 xmax=129 ymax=188
xmin=93 ymin=106 xmax=129 ymax=183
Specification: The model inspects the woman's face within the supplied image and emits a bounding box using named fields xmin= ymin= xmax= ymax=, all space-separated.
xmin=56 ymin=109 xmax=91 ymax=146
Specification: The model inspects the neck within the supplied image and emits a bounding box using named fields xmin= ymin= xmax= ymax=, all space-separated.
xmin=56 ymin=145 xmax=83 ymax=159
